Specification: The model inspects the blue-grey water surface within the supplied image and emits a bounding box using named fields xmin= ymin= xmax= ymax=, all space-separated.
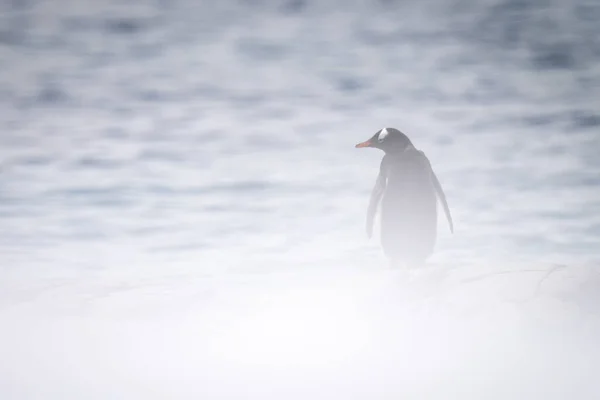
xmin=1 ymin=1 xmax=600 ymax=399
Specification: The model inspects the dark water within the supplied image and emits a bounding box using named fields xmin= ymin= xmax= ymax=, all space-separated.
xmin=1 ymin=1 xmax=600 ymax=399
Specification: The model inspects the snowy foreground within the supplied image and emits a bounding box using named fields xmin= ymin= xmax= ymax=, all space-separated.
xmin=1 ymin=261 xmax=599 ymax=400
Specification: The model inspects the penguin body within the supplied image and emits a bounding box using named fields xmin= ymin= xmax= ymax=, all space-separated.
xmin=356 ymin=127 xmax=453 ymax=267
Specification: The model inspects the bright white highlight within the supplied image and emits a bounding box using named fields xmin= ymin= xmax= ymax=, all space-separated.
xmin=211 ymin=286 xmax=371 ymax=369
xmin=378 ymin=127 xmax=389 ymax=142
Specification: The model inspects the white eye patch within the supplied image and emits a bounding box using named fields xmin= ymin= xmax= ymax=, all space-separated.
xmin=378 ymin=127 xmax=389 ymax=142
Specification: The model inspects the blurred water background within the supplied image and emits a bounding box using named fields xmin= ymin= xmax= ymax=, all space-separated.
xmin=1 ymin=0 xmax=600 ymax=399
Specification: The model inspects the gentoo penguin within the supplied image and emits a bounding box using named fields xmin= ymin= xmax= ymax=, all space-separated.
xmin=356 ymin=127 xmax=453 ymax=267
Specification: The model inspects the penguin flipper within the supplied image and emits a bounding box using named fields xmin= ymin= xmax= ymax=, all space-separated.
xmin=366 ymin=175 xmax=385 ymax=238
xmin=431 ymin=170 xmax=453 ymax=234
xmin=366 ymin=157 xmax=388 ymax=238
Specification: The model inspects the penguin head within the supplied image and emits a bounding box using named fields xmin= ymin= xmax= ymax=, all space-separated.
xmin=355 ymin=127 xmax=413 ymax=153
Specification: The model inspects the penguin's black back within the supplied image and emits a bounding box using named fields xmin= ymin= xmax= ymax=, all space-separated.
xmin=380 ymin=147 xmax=438 ymax=266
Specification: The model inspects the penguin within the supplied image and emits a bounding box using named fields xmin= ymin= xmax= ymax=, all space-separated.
xmin=355 ymin=127 xmax=453 ymax=267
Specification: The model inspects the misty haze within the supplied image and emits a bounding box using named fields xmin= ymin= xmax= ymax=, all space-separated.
xmin=1 ymin=0 xmax=599 ymax=399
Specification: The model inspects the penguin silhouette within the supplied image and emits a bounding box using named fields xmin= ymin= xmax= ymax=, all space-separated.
xmin=356 ymin=127 xmax=453 ymax=267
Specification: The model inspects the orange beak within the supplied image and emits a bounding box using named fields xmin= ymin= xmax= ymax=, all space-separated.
xmin=355 ymin=140 xmax=372 ymax=148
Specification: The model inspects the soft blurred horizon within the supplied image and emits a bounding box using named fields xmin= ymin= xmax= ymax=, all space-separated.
xmin=1 ymin=0 xmax=600 ymax=399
